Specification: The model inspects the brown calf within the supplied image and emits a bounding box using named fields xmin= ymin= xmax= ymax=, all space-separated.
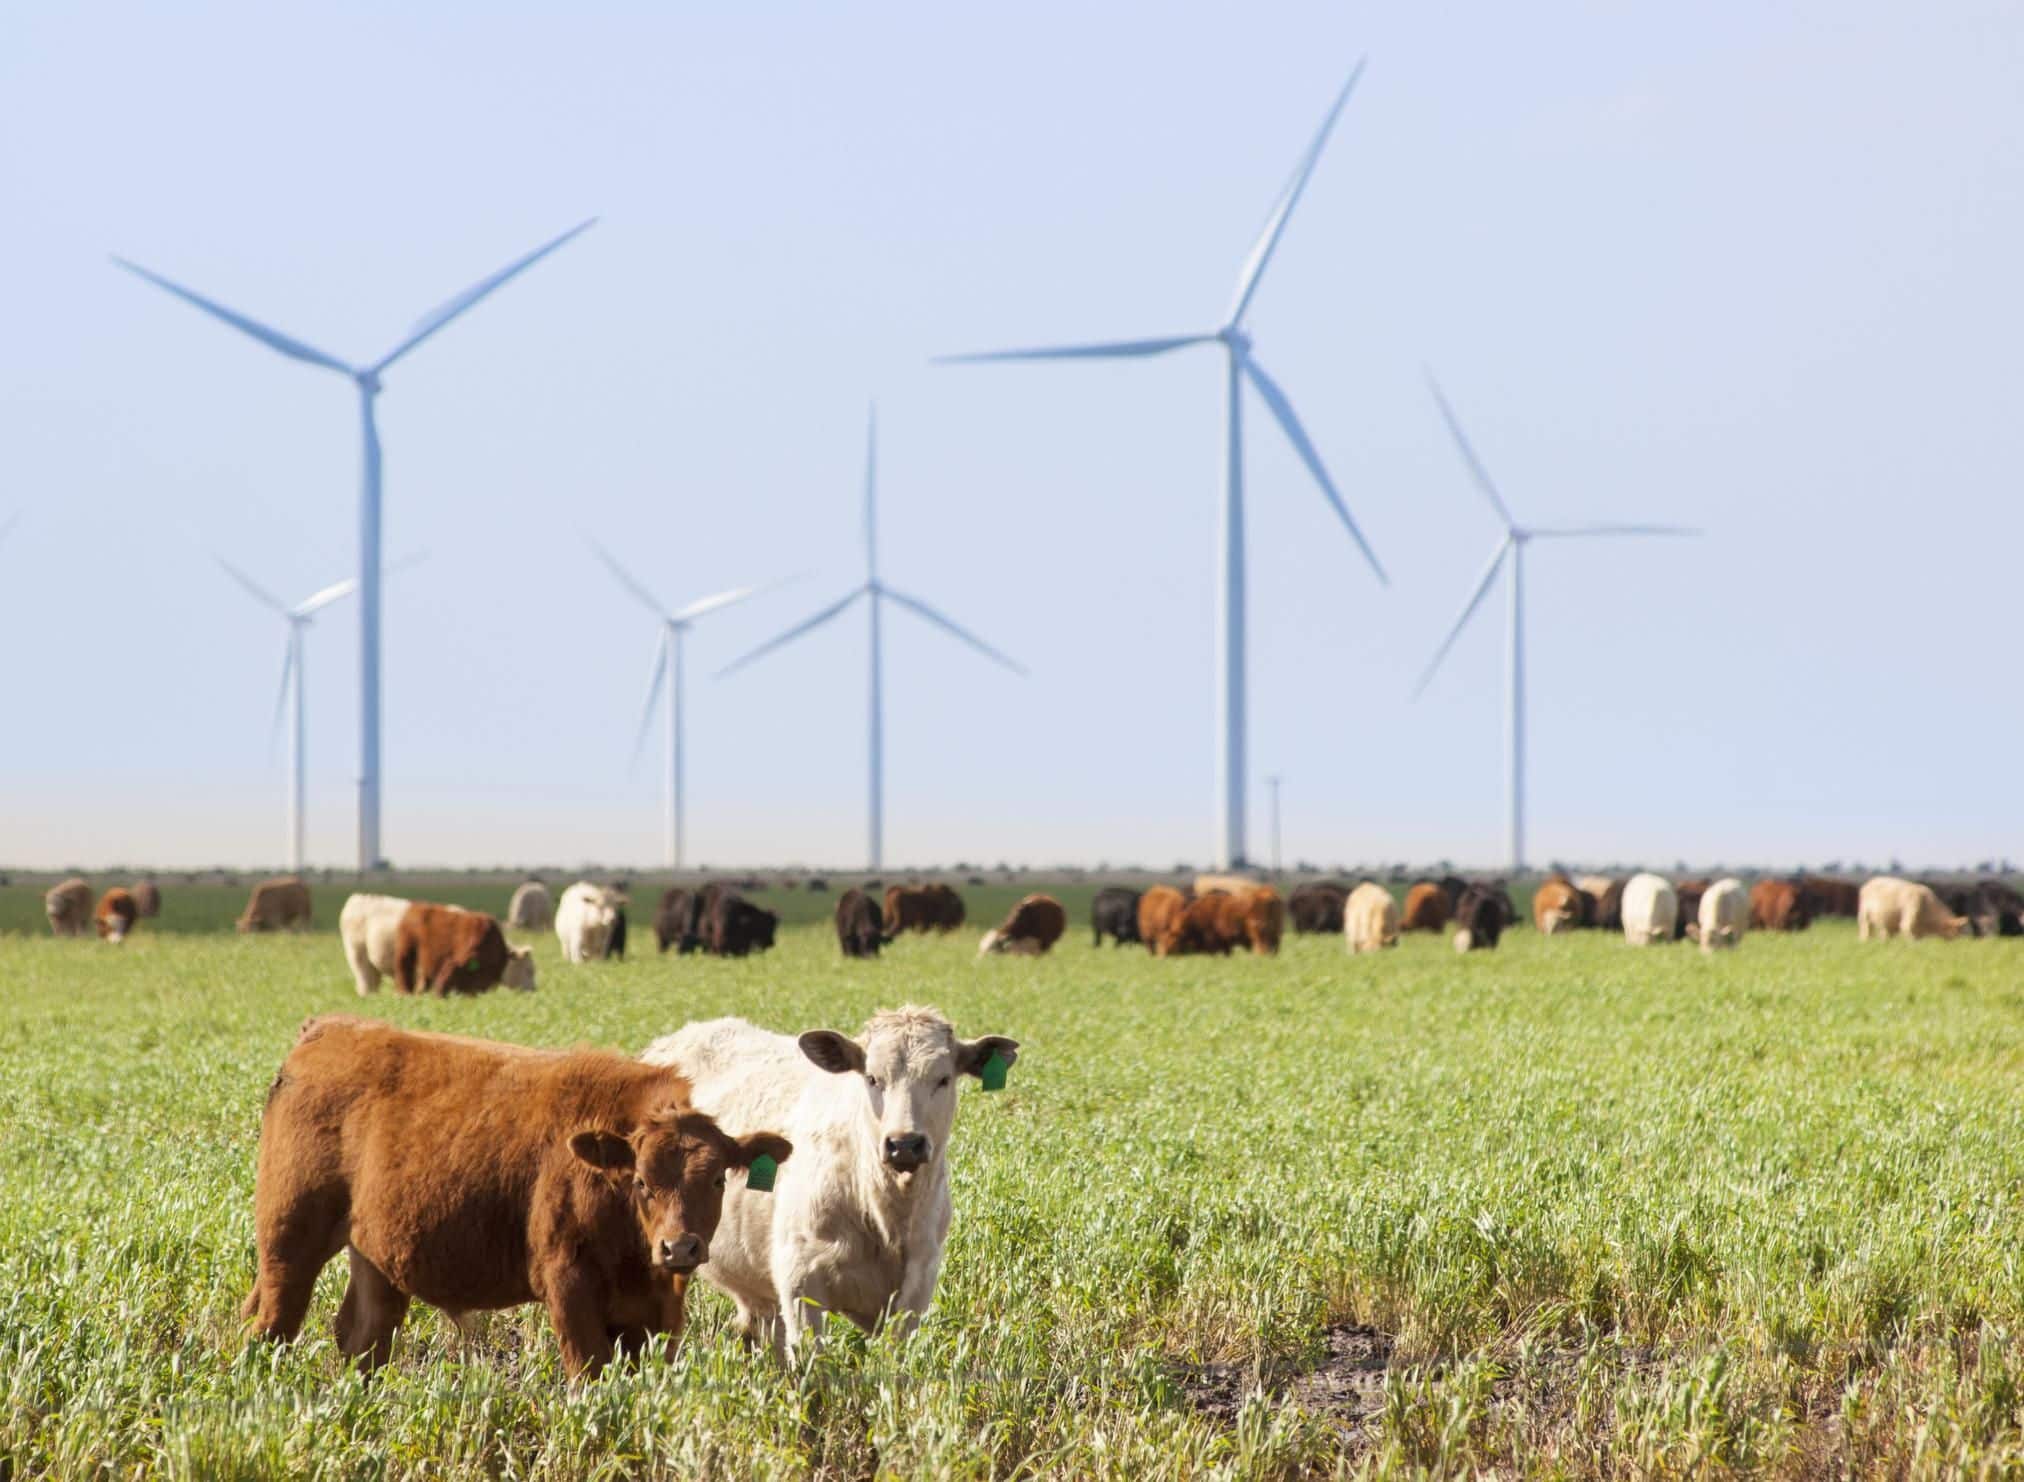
xmin=1402 ymin=882 xmax=1450 ymax=933
xmin=1157 ymin=893 xmax=1244 ymax=957
xmin=1750 ymin=879 xmax=1811 ymax=932
xmin=394 ymin=903 xmax=521 ymax=996
xmin=238 ymin=877 xmax=312 ymax=933
xmin=1137 ymin=885 xmax=1190 ymax=952
xmin=979 ymin=893 xmax=1067 ymax=956
xmin=244 ymin=1017 xmax=791 ymax=1379
xmin=95 ymin=887 xmax=139 ymax=943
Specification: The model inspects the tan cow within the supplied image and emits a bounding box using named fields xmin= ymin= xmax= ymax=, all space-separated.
xmin=1532 ymin=878 xmax=1583 ymax=935
xmin=1858 ymin=876 xmax=1969 ymax=941
xmin=1344 ymin=882 xmax=1400 ymax=954
xmin=45 ymin=878 xmax=92 ymax=938
xmin=238 ymin=877 xmax=312 ymax=933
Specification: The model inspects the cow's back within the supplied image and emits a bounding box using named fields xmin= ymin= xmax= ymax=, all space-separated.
xmin=1621 ymin=874 xmax=1678 ymax=945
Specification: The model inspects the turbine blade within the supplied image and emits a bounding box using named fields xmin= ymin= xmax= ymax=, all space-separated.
xmin=1242 ymin=356 xmax=1388 ymax=585
xmin=671 ymin=570 xmax=805 ymax=625
xmin=864 ymin=402 xmax=878 ymax=582
xmin=1227 ymin=58 xmax=1368 ymax=325
xmin=935 ymin=333 xmax=1215 ymax=364
xmin=632 ymin=638 xmax=668 ymax=768
xmin=214 ymin=555 xmax=290 ymax=615
xmin=110 ymin=257 xmax=354 ymax=375
xmin=881 ymin=586 xmax=1027 ymax=675
xmin=716 ymin=589 xmax=864 ymax=678
xmin=1424 ymin=369 xmax=1517 ymax=528
xmin=1525 ymin=523 xmax=1704 ymax=539
xmin=291 ymin=577 xmax=357 ymax=617
xmin=588 ymin=539 xmax=667 ymax=618
xmin=372 ymin=217 xmax=598 ymax=373
xmin=269 ymin=642 xmax=296 ymax=760
xmin=1412 ymin=537 xmax=1511 ymax=698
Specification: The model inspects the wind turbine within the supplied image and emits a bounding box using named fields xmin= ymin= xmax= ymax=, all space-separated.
xmin=590 ymin=543 xmax=789 ymax=870
xmin=113 ymin=218 xmax=597 ymax=871
xmin=938 ymin=62 xmax=1384 ymax=870
xmin=717 ymin=406 xmax=1025 ymax=870
xmin=1411 ymin=372 xmax=1700 ymax=872
xmin=215 ymin=552 xmax=423 ymax=872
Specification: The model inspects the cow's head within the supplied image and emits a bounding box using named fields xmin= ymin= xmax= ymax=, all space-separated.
xmin=799 ymin=1007 xmax=1020 ymax=1181
xmin=571 ymin=1109 xmax=790 ymax=1274
xmin=502 ymin=946 xmax=536 ymax=991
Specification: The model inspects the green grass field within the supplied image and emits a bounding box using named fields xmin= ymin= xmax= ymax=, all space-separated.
xmin=4 ymin=894 xmax=2023 ymax=1476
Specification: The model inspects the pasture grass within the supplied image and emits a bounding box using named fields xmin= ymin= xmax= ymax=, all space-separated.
xmin=3 ymin=902 xmax=2023 ymax=1476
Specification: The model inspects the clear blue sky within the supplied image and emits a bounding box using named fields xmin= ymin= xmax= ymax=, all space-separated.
xmin=3 ymin=1 xmax=2018 ymax=873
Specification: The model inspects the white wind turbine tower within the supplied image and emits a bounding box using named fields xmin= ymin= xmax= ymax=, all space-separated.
xmin=113 ymin=218 xmax=596 ymax=871
xmin=939 ymin=61 xmax=1385 ymax=870
xmin=590 ymin=542 xmax=789 ymax=871
xmin=718 ymin=407 xmax=1025 ymax=870
xmin=214 ymin=554 xmax=416 ymax=873
xmin=1412 ymin=372 xmax=1700 ymax=873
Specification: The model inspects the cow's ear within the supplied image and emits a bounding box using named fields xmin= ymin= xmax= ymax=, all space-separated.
xmin=957 ymin=1035 xmax=1021 ymax=1078
xmin=570 ymin=1129 xmax=635 ymax=1172
xmin=798 ymin=1031 xmax=866 ymax=1076
xmin=733 ymin=1131 xmax=793 ymax=1169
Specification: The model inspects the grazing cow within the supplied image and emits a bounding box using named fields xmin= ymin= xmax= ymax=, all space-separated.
xmin=1156 ymin=893 xmax=1245 ymax=957
xmin=1669 ymin=880 xmax=1708 ymax=941
xmin=1137 ymin=885 xmax=1190 ymax=952
xmin=339 ymin=893 xmax=411 ymax=995
xmin=1344 ymin=882 xmax=1400 ymax=954
xmin=1859 ymin=876 xmax=1969 ymax=941
xmin=1588 ymin=878 xmax=1626 ymax=933
xmin=1287 ymin=882 xmax=1348 ymax=934
xmin=506 ymin=881 xmax=553 ymax=931
xmin=1801 ymin=876 xmax=1862 ymax=919
xmin=1193 ymin=873 xmax=1264 ymax=900
xmin=924 ymin=884 xmax=967 ymax=932
xmin=244 ymin=1016 xmax=790 ymax=1378
xmin=131 ymin=879 xmax=162 ymax=919
xmin=1749 ymin=879 xmax=1810 ymax=932
xmin=1973 ymin=879 xmax=2024 ymax=937
xmin=1230 ymin=885 xmax=1285 ymax=955
xmin=1532 ymin=878 xmax=1584 ymax=936
xmin=805 ymin=877 xmax=829 ymax=893
xmin=1697 ymin=878 xmax=1749 ymax=952
xmin=1091 ymin=886 xmax=1143 ymax=947
xmin=703 ymin=892 xmax=779 ymax=958
xmin=1620 ymin=873 xmax=1679 ymax=946
xmin=608 ymin=905 xmax=629 ymax=961
xmin=1435 ymin=875 xmax=1471 ymax=911
xmin=1574 ymin=874 xmax=1615 ymax=903
xmin=979 ymin=894 xmax=1067 ymax=957
xmin=556 ymin=882 xmax=625 ymax=963
xmin=1401 ymin=882 xmax=1451 ymax=933
xmin=653 ymin=889 xmax=702 ymax=954
xmin=1452 ymin=885 xmax=1506 ymax=953
xmin=238 ymin=877 xmax=312 ymax=934
xmin=834 ymin=889 xmax=888 ymax=959
xmin=883 ymin=886 xmax=937 ymax=936
xmin=640 ymin=1007 xmax=1016 ymax=1356
xmin=95 ymin=887 xmax=139 ymax=943
xmin=396 ymin=903 xmax=533 ymax=996
xmin=43 ymin=877 xmax=92 ymax=938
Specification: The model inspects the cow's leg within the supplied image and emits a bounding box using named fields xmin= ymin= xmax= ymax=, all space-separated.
xmin=544 ymin=1275 xmax=614 ymax=1379
xmin=334 ymin=1246 xmax=410 ymax=1372
xmin=247 ymin=1195 xmax=347 ymax=1343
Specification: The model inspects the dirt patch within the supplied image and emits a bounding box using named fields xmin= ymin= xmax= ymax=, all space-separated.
xmin=1175 ymin=1322 xmax=1395 ymax=1428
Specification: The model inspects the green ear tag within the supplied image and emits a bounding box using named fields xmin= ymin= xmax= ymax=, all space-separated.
xmin=980 ymin=1052 xmax=1009 ymax=1092
xmin=746 ymin=1154 xmax=778 ymax=1193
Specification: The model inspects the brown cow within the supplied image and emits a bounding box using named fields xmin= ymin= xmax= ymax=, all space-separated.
xmin=883 ymin=885 xmax=937 ymax=936
xmin=1532 ymin=878 xmax=1583 ymax=935
xmin=1157 ymin=894 xmax=1244 ymax=957
xmin=95 ymin=887 xmax=139 ymax=943
xmin=1137 ymin=885 xmax=1190 ymax=952
xmin=1402 ymin=882 xmax=1450 ymax=933
xmin=979 ymin=894 xmax=1067 ymax=956
xmin=131 ymin=878 xmax=162 ymax=919
xmin=1802 ymin=876 xmax=1861 ymax=919
xmin=924 ymin=883 xmax=967 ymax=932
xmin=394 ymin=903 xmax=531 ymax=996
xmin=243 ymin=1016 xmax=792 ymax=1378
xmin=45 ymin=877 xmax=92 ymax=938
xmin=1216 ymin=885 xmax=1284 ymax=955
xmin=1750 ymin=879 xmax=1811 ymax=932
xmin=238 ymin=877 xmax=312 ymax=933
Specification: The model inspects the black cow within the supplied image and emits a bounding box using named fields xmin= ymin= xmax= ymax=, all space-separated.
xmin=805 ymin=877 xmax=829 ymax=893
xmin=705 ymin=891 xmax=778 ymax=957
xmin=1287 ymin=882 xmax=1348 ymax=934
xmin=653 ymin=888 xmax=704 ymax=954
xmin=1091 ymin=886 xmax=1142 ymax=947
xmin=1453 ymin=885 xmax=1505 ymax=951
xmin=606 ymin=905 xmax=629 ymax=960
xmin=834 ymin=889 xmax=887 ymax=959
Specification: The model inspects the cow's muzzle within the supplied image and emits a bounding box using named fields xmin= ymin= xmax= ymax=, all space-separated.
xmin=654 ymin=1234 xmax=706 ymax=1273
xmin=882 ymin=1134 xmax=931 ymax=1173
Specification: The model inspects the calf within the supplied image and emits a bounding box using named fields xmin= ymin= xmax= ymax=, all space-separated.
xmin=1859 ymin=876 xmax=1968 ymax=941
xmin=339 ymin=893 xmax=411 ymax=995
xmin=95 ymin=887 xmax=139 ymax=943
xmin=45 ymin=877 xmax=92 ymax=938
xmin=1401 ymin=882 xmax=1450 ymax=933
xmin=641 ymin=1007 xmax=1016 ymax=1356
xmin=238 ymin=877 xmax=312 ymax=933
xmin=1136 ymin=885 xmax=1190 ymax=951
xmin=396 ymin=903 xmax=533 ymax=996
xmin=834 ymin=889 xmax=888 ymax=959
xmin=1750 ymin=879 xmax=1810 ymax=932
xmin=1452 ymin=885 xmax=1505 ymax=952
xmin=1344 ymin=882 xmax=1400 ymax=954
xmin=979 ymin=894 xmax=1067 ymax=957
xmin=1287 ymin=882 xmax=1348 ymax=934
xmin=1697 ymin=878 xmax=1749 ymax=952
xmin=244 ymin=1017 xmax=790 ymax=1378
xmin=1621 ymin=873 xmax=1679 ymax=946
xmin=1091 ymin=886 xmax=1143 ymax=947
xmin=704 ymin=892 xmax=778 ymax=957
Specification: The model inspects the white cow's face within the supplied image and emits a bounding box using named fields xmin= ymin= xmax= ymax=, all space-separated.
xmin=799 ymin=1012 xmax=1019 ymax=1182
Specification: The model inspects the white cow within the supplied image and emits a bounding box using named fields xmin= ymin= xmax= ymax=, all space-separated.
xmin=641 ymin=1006 xmax=1019 ymax=1356
xmin=1620 ymin=873 xmax=1679 ymax=946
xmin=555 ymin=882 xmax=623 ymax=963
xmin=506 ymin=880 xmax=553 ymax=931
xmin=339 ymin=893 xmax=412 ymax=995
xmin=1343 ymin=882 xmax=1399 ymax=954
xmin=1697 ymin=878 xmax=1749 ymax=953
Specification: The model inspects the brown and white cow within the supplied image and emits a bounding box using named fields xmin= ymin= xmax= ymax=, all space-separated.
xmin=45 ymin=877 xmax=92 ymax=938
xmin=95 ymin=887 xmax=139 ymax=943
xmin=978 ymin=894 xmax=1067 ymax=957
xmin=243 ymin=1016 xmax=790 ymax=1378
xmin=238 ymin=877 xmax=312 ymax=933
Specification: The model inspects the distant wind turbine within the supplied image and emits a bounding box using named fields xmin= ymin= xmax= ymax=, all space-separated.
xmin=591 ymin=542 xmax=794 ymax=870
xmin=939 ymin=61 xmax=1384 ymax=870
xmin=215 ymin=551 xmax=425 ymax=873
xmin=718 ymin=406 xmax=1025 ymax=869
xmin=114 ymin=218 xmax=597 ymax=871
xmin=1411 ymin=372 xmax=1700 ymax=872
